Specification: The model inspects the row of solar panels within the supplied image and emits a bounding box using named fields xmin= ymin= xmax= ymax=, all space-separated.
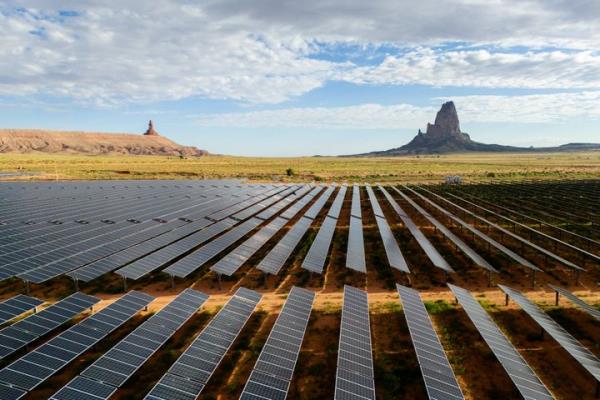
xmin=335 ymin=282 xmax=600 ymax=400
xmin=0 ymin=180 xmax=243 ymax=204
xmin=0 ymin=279 xmax=598 ymax=399
xmin=0 ymin=182 xmax=251 ymax=226
xmin=0 ymin=185 xmax=298 ymax=284
xmin=1 ymin=182 xmax=594 ymax=289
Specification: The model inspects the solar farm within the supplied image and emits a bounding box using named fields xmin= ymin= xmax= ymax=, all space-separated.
xmin=0 ymin=179 xmax=598 ymax=400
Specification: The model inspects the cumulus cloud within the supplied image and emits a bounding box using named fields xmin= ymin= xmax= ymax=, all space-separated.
xmin=194 ymin=91 xmax=600 ymax=129
xmin=1 ymin=1 xmax=600 ymax=105
xmin=0 ymin=4 xmax=340 ymax=105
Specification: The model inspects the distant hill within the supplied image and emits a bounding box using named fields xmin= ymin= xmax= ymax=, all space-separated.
xmin=351 ymin=101 xmax=600 ymax=156
xmin=0 ymin=121 xmax=207 ymax=156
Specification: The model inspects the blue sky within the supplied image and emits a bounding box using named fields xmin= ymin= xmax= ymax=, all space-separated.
xmin=1 ymin=1 xmax=600 ymax=156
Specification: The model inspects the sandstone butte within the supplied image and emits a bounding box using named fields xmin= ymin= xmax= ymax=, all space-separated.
xmin=0 ymin=120 xmax=207 ymax=157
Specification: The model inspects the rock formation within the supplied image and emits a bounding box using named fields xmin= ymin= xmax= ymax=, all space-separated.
xmin=401 ymin=101 xmax=478 ymax=153
xmin=349 ymin=101 xmax=600 ymax=156
xmin=144 ymin=120 xmax=160 ymax=136
xmin=423 ymin=101 xmax=468 ymax=141
xmin=0 ymin=124 xmax=208 ymax=156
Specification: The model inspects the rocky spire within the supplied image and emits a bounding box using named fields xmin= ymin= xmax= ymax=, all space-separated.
xmin=424 ymin=101 xmax=463 ymax=140
xmin=144 ymin=120 xmax=160 ymax=136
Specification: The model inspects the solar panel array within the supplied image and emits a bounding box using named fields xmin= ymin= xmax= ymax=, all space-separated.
xmin=448 ymin=283 xmax=554 ymax=400
xmin=0 ymin=182 xmax=285 ymax=284
xmin=379 ymin=186 xmax=454 ymax=273
xmin=548 ymin=284 xmax=600 ymax=321
xmin=0 ymin=295 xmax=43 ymax=325
xmin=499 ymin=284 xmax=600 ymax=383
xmin=51 ymin=289 xmax=208 ymax=400
xmin=395 ymin=186 xmax=497 ymax=273
xmin=446 ymin=191 xmax=600 ymax=264
xmin=19 ymin=220 xmax=175 ymax=284
xmin=257 ymin=186 xmax=335 ymax=275
xmin=163 ymin=187 xmax=305 ymax=278
xmin=165 ymin=217 xmax=264 ymax=278
xmin=116 ymin=219 xmax=237 ymax=280
xmin=407 ymin=187 xmax=541 ymax=272
xmin=210 ymin=187 xmax=314 ymax=276
xmin=144 ymin=287 xmax=262 ymax=399
xmin=232 ymin=186 xmax=300 ymax=221
xmin=365 ymin=184 xmax=409 ymax=273
xmin=0 ymin=189 xmax=232 ymax=281
xmin=334 ymin=285 xmax=375 ymax=400
xmin=422 ymin=187 xmax=584 ymax=272
xmin=396 ymin=284 xmax=464 ymax=400
xmin=346 ymin=184 xmax=366 ymax=273
xmin=115 ymin=186 xmax=293 ymax=281
xmin=0 ymin=292 xmax=100 ymax=359
xmin=68 ymin=218 xmax=192 ymax=282
xmin=0 ymin=291 xmax=154 ymax=399
xmin=240 ymin=286 xmax=315 ymax=400
xmin=302 ymin=185 xmax=347 ymax=273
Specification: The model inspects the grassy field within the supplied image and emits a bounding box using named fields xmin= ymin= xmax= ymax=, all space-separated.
xmin=0 ymin=151 xmax=599 ymax=182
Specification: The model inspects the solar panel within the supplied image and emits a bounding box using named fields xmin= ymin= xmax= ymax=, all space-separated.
xmin=257 ymin=186 xmax=335 ymax=275
xmin=394 ymin=186 xmax=496 ymax=273
xmin=396 ymin=284 xmax=464 ymax=399
xmin=113 ymin=186 xmax=289 ymax=281
xmin=499 ymin=284 xmax=600 ymax=384
xmin=1 ymin=190 xmax=216 ymax=280
xmin=165 ymin=217 xmax=264 ymax=278
xmin=304 ymin=185 xmax=336 ymax=220
xmin=0 ymin=291 xmax=154 ymax=397
xmin=548 ymin=284 xmax=600 ymax=321
xmin=211 ymin=217 xmax=289 ymax=276
xmin=240 ymin=286 xmax=315 ymax=399
xmin=210 ymin=187 xmax=315 ymax=277
xmin=420 ymin=187 xmax=584 ymax=272
xmin=280 ymin=187 xmax=323 ymax=220
xmin=50 ymin=289 xmax=208 ymax=400
xmin=208 ymin=186 xmax=279 ymax=221
xmin=0 ymin=295 xmax=43 ymax=325
xmin=68 ymin=219 xmax=191 ymax=282
xmin=448 ymin=283 xmax=554 ymax=400
xmin=379 ymin=185 xmax=454 ymax=273
xmin=334 ymin=285 xmax=375 ymax=400
xmin=346 ymin=185 xmax=366 ymax=273
xmin=255 ymin=186 xmax=310 ymax=220
xmin=0 ymin=292 xmax=100 ymax=360
xmin=0 ymin=222 xmax=132 ymax=279
xmin=301 ymin=185 xmax=347 ymax=274
xmin=446 ymin=191 xmax=600 ymax=264
xmin=18 ymin=220 xmax=178 ymax=284
xmin=407 ymin=186 xmax=541 ymax=272
xmin=115 ymin=219 xmax=237 ymax=280
xmin=365 ymin=185 xmax=409 ymax=273
xmin=231 ymin=186 xmax=296 ymax=221
xmin=144 ymin=287 xmax=262 ymax=399
xmin=327 ymin=184 xmax=347 ymax=218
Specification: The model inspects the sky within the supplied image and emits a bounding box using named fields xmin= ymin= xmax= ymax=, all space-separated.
xmin=1 ymin=1 xmax=600 ymax=156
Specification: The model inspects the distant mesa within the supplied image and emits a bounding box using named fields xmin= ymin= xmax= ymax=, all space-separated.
xmin=353 ymin=101 xmax=600 ymax=156
xmin=0 ymin=121 xmax=208 ymax=157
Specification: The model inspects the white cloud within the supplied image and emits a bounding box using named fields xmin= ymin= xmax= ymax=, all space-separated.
xmin=194 ymin=91 xmax=600 ymax=129
xmin=448 ymin=92 xmax=600 ymax=123
xmin=339 ymin=49 xmax=600 ymax=89
xmin=1 ymin=1 xmax=600 ymax=105
xmin=0 ymin=4 xmax=340 ymax=105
